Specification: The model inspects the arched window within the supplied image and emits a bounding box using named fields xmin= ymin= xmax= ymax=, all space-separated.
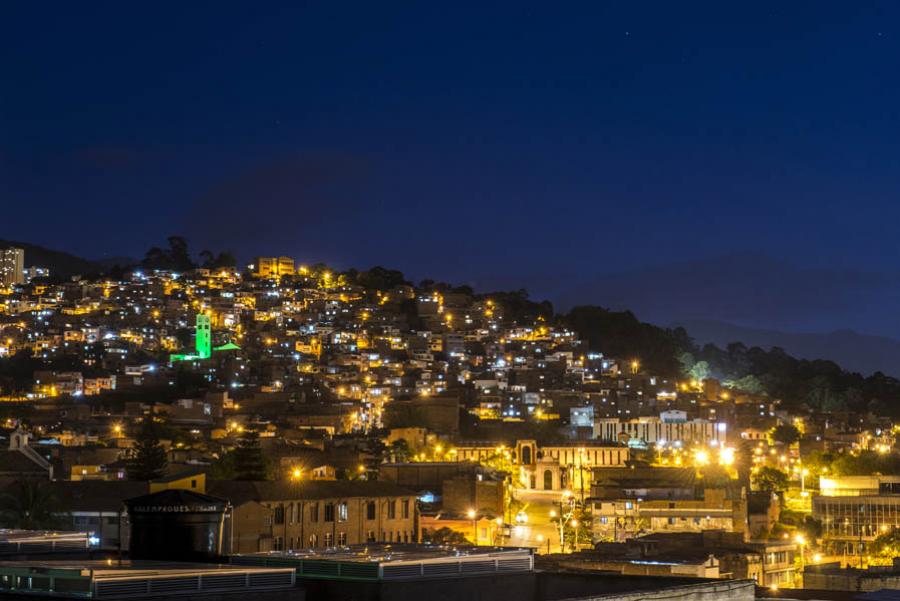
xmin=543 ymin=469 xmax=553 ymax=490
xmin=521 ymin=446 xmax=532 ymax=465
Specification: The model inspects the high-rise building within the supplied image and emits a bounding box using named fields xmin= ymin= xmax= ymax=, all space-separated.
xmin=0 ymin=247 xmax=24 ymax=286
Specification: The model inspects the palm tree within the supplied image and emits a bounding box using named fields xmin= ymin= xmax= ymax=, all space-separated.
xmin=0 ymin=480 xmax=67 ymax=530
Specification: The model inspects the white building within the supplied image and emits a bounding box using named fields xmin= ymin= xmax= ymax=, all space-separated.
xmin=593 ymin=410 xmax=726 ymax=447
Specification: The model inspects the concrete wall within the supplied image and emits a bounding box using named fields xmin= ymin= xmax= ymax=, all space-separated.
xmin=442 ymin=477 xmax=504 ymax=515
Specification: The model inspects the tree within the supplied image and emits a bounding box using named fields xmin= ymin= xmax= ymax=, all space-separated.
xmin=0 ymin=480 xmax=67 ymax=530
xmin=424 ymin=527 xmax=471 ymax=545
xmin=730 ymin=375 xmax=764 ymax=395
xmin=552 ymin=506 xmax=593 ymax=552
xmin=871 ymin=527 xmax=900 ymax=561
xmin=689 ymin=361 xmax=711 ymax=381
xmin=752 ymin=466 xmax=789 ymax=492
xmin=140 ymin=236 xmax=196 ymax=272
xmin=771 ymin=424 xmax=801 ymax=446
xmin=678 ymin=352 xmax=696 ymax=376
xmin=209 ymin=451 xmax=237 ymax=480
xmin=199 ymin=250 xmax=237 ymax=269
xmin=233 ymin=431 xmax=268 ymax=481
xmin=388 ymin=439 xmax=412 ymax=463
xmin=126 ymin=418 xmax=168 ymax=481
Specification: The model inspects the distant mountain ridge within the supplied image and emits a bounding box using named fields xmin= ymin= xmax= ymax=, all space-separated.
xmin=676 ymin=319 xmax=900 ymax=377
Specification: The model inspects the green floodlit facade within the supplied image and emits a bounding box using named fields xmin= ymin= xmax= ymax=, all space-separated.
xmin=170 ymin=313 xmax=239 ymax=362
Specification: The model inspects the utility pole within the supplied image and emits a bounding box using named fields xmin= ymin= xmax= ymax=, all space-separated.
xmin=859 ymin=503 xmax=865 ymax=569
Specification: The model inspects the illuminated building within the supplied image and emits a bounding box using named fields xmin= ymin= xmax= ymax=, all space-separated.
xmin=593 ymin=411 xmax=727 ymax=448
xmin=0 ymin=247 xmax=24 ymax=285
xmin=814 ymin=475 xmax=900 ymax=558
xmin=195 ymin=313 xmax=211 ymax=359
xmin=170 ymin=313 xmax=235 ymax=362
xmin=254 ymin=256 xmax=295 ymax=277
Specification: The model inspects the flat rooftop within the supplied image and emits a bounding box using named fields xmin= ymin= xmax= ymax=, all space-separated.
xmin=0 ymin=560 xmax=295 ymax=598
xmin=231 ymin=543 xmax=534 ymax=581
xmin=0 ymin=530 xmax=96 ymax=555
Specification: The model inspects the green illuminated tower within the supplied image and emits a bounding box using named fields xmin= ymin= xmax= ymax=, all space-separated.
xmin=195 ymin=313 xmax=212 ymax=359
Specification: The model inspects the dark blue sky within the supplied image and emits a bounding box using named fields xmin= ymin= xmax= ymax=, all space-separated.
xmin=3 ymin=2 xmax=900 ymax=311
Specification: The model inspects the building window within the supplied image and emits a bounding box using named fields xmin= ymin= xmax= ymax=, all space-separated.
xmin=367 ymin=501 xmax=376 ymax=520
xmin=309 ymin=534 xmax=318 ymax=547
xmin=274 ymin=505 xmax=285 ymax=525
xmin=310 ymin=503 xmax=319 ymax=522
xmin=324 ymin=503 xmax=335 ymax=522
xmin=337 ymin=502 xmax=348 ymax=522
xmin=273 ymin=536 xmax=284 ymax=551
xmin=367 ymin=531 xmax=376 ymax=542
xmin=338 ymin=532 xmax=347 ymax=546
xmin=324 ymin=533 xmax=334 ymax=547
xmin=402 ymin=499 xmax=410 ymax=519
xmin=388 ymin=500 xmax=396 ymax=519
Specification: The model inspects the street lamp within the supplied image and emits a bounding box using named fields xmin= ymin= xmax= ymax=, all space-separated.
xmin=571 ymin=519 xmax=579 ymax=551
xmin=467 ymin=509 xmax=477 ymax=545
xmin=795 ymin=533 xmax=806 ymax=586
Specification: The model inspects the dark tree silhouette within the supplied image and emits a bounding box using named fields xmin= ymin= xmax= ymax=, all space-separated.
xmin=0 ymin=480 xmax=67 ymax=530
xmin=126 ymin=418 xmax=168 ymax=481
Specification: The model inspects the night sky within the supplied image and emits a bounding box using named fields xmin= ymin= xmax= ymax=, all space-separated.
xmin=4 ymin=2 xmax=900 ymax=339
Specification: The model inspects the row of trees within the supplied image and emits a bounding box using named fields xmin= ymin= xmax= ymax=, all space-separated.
xmin=126 ymin=418 xmax=271 ymax=481
xmin=562 ymin=306 xmax=900 ymax=417
xmin=140 ymin=236 xmax=236 ymax=272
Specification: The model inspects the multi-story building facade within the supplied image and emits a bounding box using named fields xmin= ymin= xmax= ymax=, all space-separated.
xmin=0 ymin=247 xmax=24 ymax=286
xmin=813 ymin=475 xmax=900 ymax=557
xmin=593 ymin=410 xmax=726 ymax=447
xmin=208 ymin=480 xmax=419 ymax=553
xmin=254 ymin=256 xmax=295 ymax=278
xmin=454 ymin=439 xmax=629 ymax=492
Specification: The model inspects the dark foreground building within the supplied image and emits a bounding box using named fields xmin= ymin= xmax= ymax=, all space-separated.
xmin=0 ymin=540 xmax=756 ymax=601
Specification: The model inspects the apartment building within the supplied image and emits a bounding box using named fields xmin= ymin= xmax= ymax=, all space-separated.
xmin=207 ymin=480 xmax=418 ymax=553
xmin=0 ymin=247 xmax=24 ymax=286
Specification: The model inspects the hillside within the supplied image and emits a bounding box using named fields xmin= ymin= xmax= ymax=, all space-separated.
xmin=0 ymin=240 xmax=132 ymax=278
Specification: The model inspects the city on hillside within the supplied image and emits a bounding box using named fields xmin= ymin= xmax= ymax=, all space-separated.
xmin=2 ymin=240 xmax=900 ymax=601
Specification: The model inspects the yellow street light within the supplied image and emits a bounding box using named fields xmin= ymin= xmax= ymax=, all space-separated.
xmin=695 ymin=450 xmax=710 ymax=466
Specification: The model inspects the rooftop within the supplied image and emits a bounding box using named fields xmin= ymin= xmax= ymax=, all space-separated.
xmin=0 ymin=530 xmax=97 ymax=556
xmin=231 ymin=543 xmax=533 ymax=581
xmin=0 ymin=560 xmax=295 ymax=599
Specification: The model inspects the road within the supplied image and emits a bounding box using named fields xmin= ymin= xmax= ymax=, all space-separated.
xmin=503 ymin=488 xmax=571 ymax=553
